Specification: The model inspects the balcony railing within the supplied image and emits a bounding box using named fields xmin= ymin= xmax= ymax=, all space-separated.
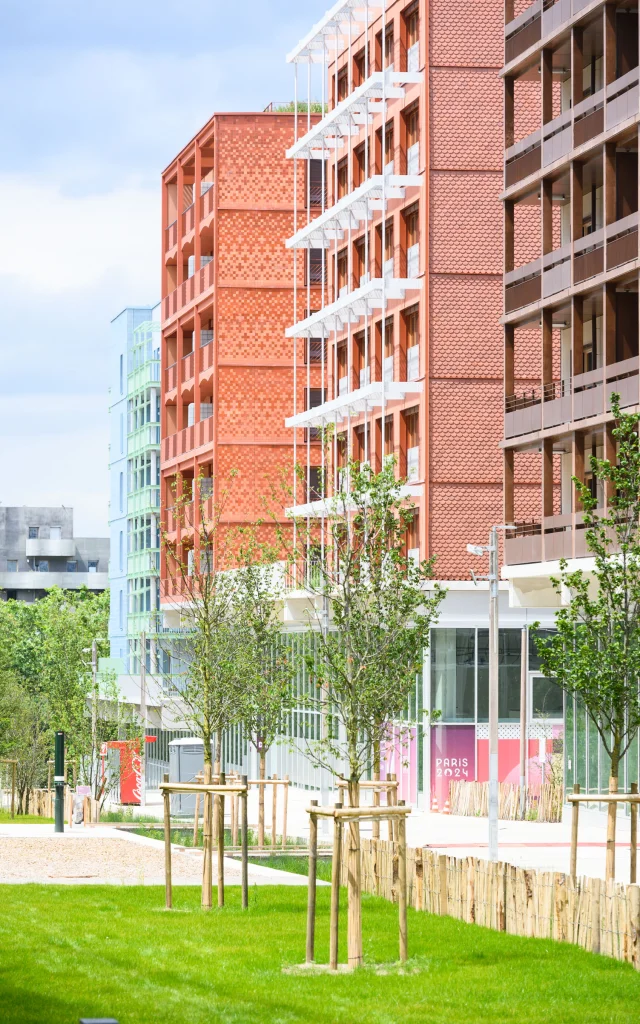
xmin=504 ymin=0 xmax=594 ymax=65
xmin=182 ymin=351 xmax=194 ymax=382
xmin=163 ymin=259 xmax=215 ymax=321
xmin=165 ymin=362 xmax=177 ymax=391
xmin=200 ymin=184 xmax=215 ymax=220
xmin=505 ymin=507 xmax=610 ymax=566
xmin=162 ymin=415 xmax=214 ymax=462
xmin=128 ymin=424 xmax=160 ymax=455
xmin=505 ymin=357 xmax=639 ymax=439
xmin=182 ymin=203 xmax=195 ymax=236
xmin=165 ymin=219 xmax=178 ymax=251
xmin=505 ymin=213 xmax=639 ymax=314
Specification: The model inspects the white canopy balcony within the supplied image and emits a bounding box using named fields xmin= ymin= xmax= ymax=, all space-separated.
xmin=286 ymin=71 xmax=423 ymax=160
xmin=286 ymin=276 xmax=421 ymax=338
xmin=286 ymin=484 xmax=423 ymax=518
xmin=286 ymin=1 xmax=383 ymax=64
xmin=286 ymin=379 xmax=423 ymax=429
xmin=286 ymin=173 xmax=421 ymax=249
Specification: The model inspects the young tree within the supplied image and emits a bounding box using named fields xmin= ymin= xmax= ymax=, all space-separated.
xmin=0 ymin=673 xmax=50 ymax=814
xmin=535 ymin=395 xmax=640 ymax=878
xmin=160 ymin=472 xmax=253 ymax=906
xmin=287 ymin=459 xmax=445 ymax=966
xmin=234 ymin=531 xmax=297 ymax=846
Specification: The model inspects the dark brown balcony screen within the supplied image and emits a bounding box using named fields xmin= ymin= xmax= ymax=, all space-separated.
xmin=607 ymin=228 xmax=638 ymax=272
xmin=505 ymin=13 xmax=541 ymax=65
xmin=505 ymin=144 xmax=541 ymax=188
xmin=574 ymin=244 xmax=604 ymax=285
xmin=505 ymin=274 xmax=541 ymax=313
xmin=308 ymin=249 xmax=326 ymax=285
xmin=573 ymin=106 xmax=604 ymax=149
xmin=305 ymin=338 xmax=327 ymax=364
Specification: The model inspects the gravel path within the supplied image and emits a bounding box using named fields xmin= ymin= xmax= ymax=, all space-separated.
xmin=0 ymin=826 xmax=314 ymax=886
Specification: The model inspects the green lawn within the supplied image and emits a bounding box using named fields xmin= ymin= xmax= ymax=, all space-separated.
xmin=0 ymin=885 xmax=638 ymax=1023
xmin=0 ymin=811 xmax=53 ymax=824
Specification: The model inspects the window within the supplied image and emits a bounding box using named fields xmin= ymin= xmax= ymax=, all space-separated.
xmin=6 ymin=560 xmax=17 ymax=573
xmin=405 ymin=104 xmax=419 ymax=174
xmin=306 ymin=466 xmax=322 ymax=502
xmin=119 ymin=472 xmax=124 ymax=513
xmin=404 ymin=406 xmax=419 ymax=481
xmin=354 ymin=49 xmax=366 ymax=87
xmin=404 ymin=1 xmax=420 ymax=71
xmin=120 ymin=412 xmax=124 ymax=454
xmin=407 ymin=512 xmax=419 ymax=563
xmin=88 ymin=560 xmax=99 ymax=573
xmin=119 ymin=353 xmax=124 ymax=395
xmin=354 ymin=141 xmax=369 ymax=187
xmin=308 ymin=159 xmax=327 ymax=208
xmin=477 ymin=629 xmax=521 ymax=721
xmin=35 ymin=560 xmax=49 ymax=573
xmin=431 ymin=629 xmax=475 ymax=723
xmin=337 ymin=249 xmax=349 ymax=296
xmin=376 ymin=26 xmax=394 ymax=70
xmin=305 ymin=388 xmax=326 ymax=442
xmin=382 ymin=316 xmax=394 ymax=383
xmin=119 ymin=531 xmax=124 ymax=572
xmin=66 ymin=560 xmax=77 ymax=573
xmin=50 ymin=526 xmax=62 ymax=541
xmin=337 ymin=158 xmax=349 ymax=200
xmin=355 ymin=238 xmax=368 ymax=287
xmin=377 ymin=121 xmax=394 ymax=174
xmin=28 ymin=527 xmax=39 ymax=540
xmin=404 ymin=203 xmax=419 ymax=278
xmin=532 ymin=678 xmax=564 ymax=719
xmin=404 ymin=304 xmax=420 ymax=380
xmin=307 ymin=249 xmax=326 ymax=286
xmin=305 ymin=338 xmax=327 ymax=364
xmin=337 ymin=344 xmax=349 ymax=395
xmin=119 ymin=589 xmax=124 ymax=630
xmin=337 ymin=66 xmax=349 ymax=103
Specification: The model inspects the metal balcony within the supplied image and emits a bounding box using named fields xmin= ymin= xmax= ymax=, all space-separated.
xmin=286 ymin=483 xmax=422 ymax=518
xmin=286 ymin=70 xmax=422 ymax=160
xmin=286 ymin=174 xmax=421 ymax=250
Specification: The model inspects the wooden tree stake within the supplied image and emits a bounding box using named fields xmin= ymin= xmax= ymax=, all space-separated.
xmin=282 ymin=775 xmax=289 ymax=849
xmin=631 ymin=783 xmax=638 ymax=884
xmin=218 ymin=771 xmax=226 ymax=908
xmin=163 ymin=772 xmax=172 ymax=910
xmin=306 ymin=801 xmax=318 ymax=964
xmin=202 ymin=763 xmax=213 ymax=909
xmin=330 ymin=803 xmax=343 ymax=970
xmin=241 ymin=775 xmax=249 ymax=910
xmin=398 ymin=800 xmax=408 ymax=962
xmin=271 ymin=773 xmax=278 ymax=847
xmin=570 ymin=783 xmax=580 ymax=879
xmin=193 ymin=792 xmax=200 ymax=848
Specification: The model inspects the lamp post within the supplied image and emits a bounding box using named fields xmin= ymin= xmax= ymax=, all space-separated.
xmin=467 ymin=525 xmax=514 ymax=862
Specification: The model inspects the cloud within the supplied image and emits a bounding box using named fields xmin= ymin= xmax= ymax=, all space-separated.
xmin=0 ymin=395 xmax=109 ymax=536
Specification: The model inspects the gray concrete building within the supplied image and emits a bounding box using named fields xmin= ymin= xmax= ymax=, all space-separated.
xmin=0 ymin=507 xmax=109 ymax=602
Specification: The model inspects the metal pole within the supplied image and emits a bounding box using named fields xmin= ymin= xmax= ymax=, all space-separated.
xmin=91 ymin=639 xmax=98 ymax=781
xmin=488 ymin=526 xmax=499 ymax=862
xmin=519 ymin=625 xmax=527 ymax=820
xmin=54 ymin=731 xmax=65 ymax=833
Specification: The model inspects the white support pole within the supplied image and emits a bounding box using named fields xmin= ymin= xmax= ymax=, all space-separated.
xmin=488 ymin=526 xmax=499 ymax=862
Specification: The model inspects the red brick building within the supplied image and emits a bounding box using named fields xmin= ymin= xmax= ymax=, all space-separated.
xmin=283 ymin=0 xmax=556 ymax=807
xmin=160 ymin=111 xmax=320 ymax=596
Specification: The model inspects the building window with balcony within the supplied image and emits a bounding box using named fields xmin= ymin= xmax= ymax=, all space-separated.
xmin=354 ymin=141 xmax=369 ymax=188
xmin=337 ymin=343 xmax=349 ymax=396
xmin=66 ymin=560 xmax=77 ymax=573
xmin=403 ymin=1 xmax=419 ymax=72
xmin=28 ymin=527 xmax=39 ymax=540
xmin=355 ymin=238 xmax=368 ymax=288
xmin=305 ymin=338 xmax=327 ymax=364
xmin=404 ymin=406 xmax=419 ymax=481
xmin=119 ymin=472 xmax=124 ymax=513
xmin=6 ymin=560 xmax=17 ymax=573
xmin=356 ymin=331 xmax=370 ymax=389
xmin=305 ymin=388 xmax=326 ymax=442
xmin=119 ymin=531 xmax=124 ymax=572
xmin=405 ymin=104 xmax=419 ymax=175
xmin=404 ymin=203 xmax=419 ymax=279
xmin=307 ymin=249 xmax=326 ymax=286
xmin=35 ymin=560 xmax=49 ymax=573
xmin=376 ymin=25 xmax=394 ymax=71
xmin=379 ymin=316 xmax=394 ymax=383
xmin=336 ymin=248 xmax=348 ymax=297
xmin=336 ymin=65 xmax=349 ymax=104
xmin=377 ymin=121 xmax=394 ymax=175
xmin=380 ymin=219 xmax=394 ymax=279
xmin=383 ymin=415 xmax=394 ymax=467
xmin=306 ymin=465 xmax=322 ymax=502
xmin=337 ymin=157 xmax=348 ymax=201
xmin=403 ymin=304 xmax=420 ymax=381
xmin=308 ymin=159 xmax=327 ymax=208
xmin=354 ymin=48 xmax=366 ymax=87
xmin=88 ymin=560 xmax=99 ymax=574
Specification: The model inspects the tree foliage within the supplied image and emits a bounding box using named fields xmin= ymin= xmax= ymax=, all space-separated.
xmin=535 ymin=395 xmax=640 ymax=784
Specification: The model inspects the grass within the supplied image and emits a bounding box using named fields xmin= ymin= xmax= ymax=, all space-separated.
xmin=0 ymin=885 xmax=638 ymax=1023
xmin=0 ymin=811 xmax=53 ymax=824
xmin=247 ymin=853 xmax=334 ymax=882
xmin=132 ymin=824 xmax=307 ymax=850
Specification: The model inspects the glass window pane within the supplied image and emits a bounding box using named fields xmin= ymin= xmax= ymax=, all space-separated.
xmin=477 ymin=629 xmax=521 ymax=722
xmin=430 ymin=629 xmax=475 ymax=723
xmin=575 ymin=701 xmax=587 ymax=790
xmin=529 ymin=627 xmax=555 ymax=672
xmin=532 ymin=677 xmax=564 ymax=719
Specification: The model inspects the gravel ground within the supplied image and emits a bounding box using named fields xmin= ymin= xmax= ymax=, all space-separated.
xmin=0 ymin=827 xmax=314 ymax=886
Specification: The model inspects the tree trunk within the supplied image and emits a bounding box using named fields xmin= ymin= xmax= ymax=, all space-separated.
xmin=258 ymin=751 xmax=266 ymax=849
xmin=607 ymin=743 xmax=621 ymax=882
xmin=347 ymin=778 xmax=362 ymax=968
xmin=202 ymin=761 xmax=213 ymax=908
xmin=213 ymin=731 xmax=221 ymax=843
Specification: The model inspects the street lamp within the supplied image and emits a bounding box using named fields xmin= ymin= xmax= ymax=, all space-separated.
xmin=466 ymin=525 xmax=514 ymax=862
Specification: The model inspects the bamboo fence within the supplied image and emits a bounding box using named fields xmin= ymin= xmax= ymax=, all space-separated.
xmin=358 ymin=838 xmax=640 ymax=967
xmin=449 ymin=781 xmax=564 ymax=823
xmin=0 ymin=788 xmax=100 ymax=823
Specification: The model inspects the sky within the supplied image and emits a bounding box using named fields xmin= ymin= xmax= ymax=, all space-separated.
xmin=0 ymin=0 xmax=328 ymax=536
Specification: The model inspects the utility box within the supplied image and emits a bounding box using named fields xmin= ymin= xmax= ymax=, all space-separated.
xmin=168 ymin=738 xmax=211 ymax=815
